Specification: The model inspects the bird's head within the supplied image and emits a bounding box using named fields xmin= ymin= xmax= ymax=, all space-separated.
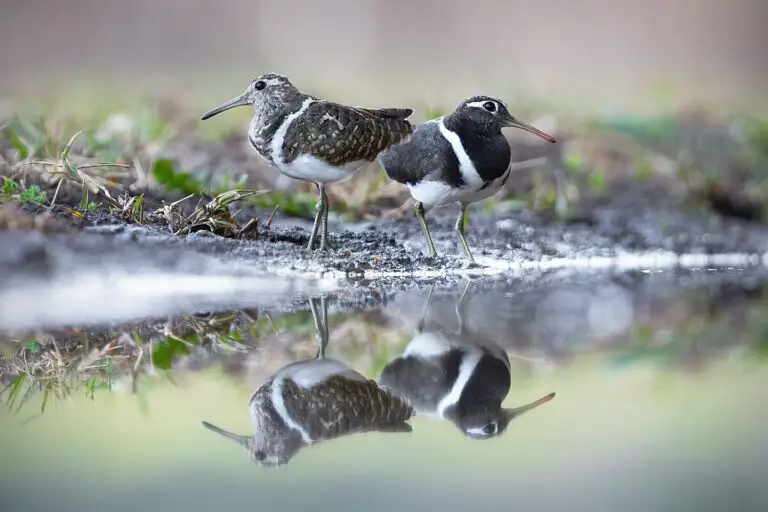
xmin=453 ymin=95 xmax=556 ymax=142
xmin=458 ymin=391 xmax=556 ymax=440
xmin=201 ymin=73 xmax=302 ymax=121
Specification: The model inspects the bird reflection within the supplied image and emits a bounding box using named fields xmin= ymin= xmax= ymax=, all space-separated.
xmin=379 ymin=281 xmax=555 ymax=439
xmin=201 ymin=296 xmax=415 ymax=468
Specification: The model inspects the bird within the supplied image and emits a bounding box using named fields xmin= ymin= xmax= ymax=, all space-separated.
xmin=201 ymin=73 xmax=414 ymax=251
xmin=201 ymin=296 xmax=414 ymax=468
xmin=378 ymin=95 xmax=556 ymax=263
xmin=379 ymin=282 xmax=555 ymax=439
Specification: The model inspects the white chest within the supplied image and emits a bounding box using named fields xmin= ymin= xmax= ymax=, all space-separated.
xmin=407 ymin=165 xmax=509 ymax=208
xmin=277 ymin=154 xmax=367 ymax=184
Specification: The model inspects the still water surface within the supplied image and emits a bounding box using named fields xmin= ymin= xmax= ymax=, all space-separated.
xmin=1 ymin=268 xmax=767 ymax=511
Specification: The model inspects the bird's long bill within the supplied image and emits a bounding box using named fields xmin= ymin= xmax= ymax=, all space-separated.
xmin=503 ymin=115 xmax=557 ymax=143
xmin=503 ymin=392 xmax=556 ymax=420
xmin=200 ymin=93 xmax=249 ymax=120
xmin=201 ymin=420 xmax=251 ymax=448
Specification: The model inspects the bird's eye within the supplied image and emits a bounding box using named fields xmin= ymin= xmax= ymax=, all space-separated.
xmin=253 ymin=450 xmax=267 ymax=461
xmin=254 ymin=80 xmax=267 ymax=91
xmin=483 ymin=101 xmax=497 ymax=113
xmin=482 ymin=423 xmax=497 ymax=435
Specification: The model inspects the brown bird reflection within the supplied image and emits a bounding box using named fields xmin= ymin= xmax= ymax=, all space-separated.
xmin=379 ymin=281 xmax=555 ymax=439
xmin=201 ymin=296 xmax=414 ymax=468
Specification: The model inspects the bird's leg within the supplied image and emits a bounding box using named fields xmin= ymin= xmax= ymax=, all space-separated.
xmin=417 ymin=284 xmax=435 ymax=332
xmin=415 ymin=202 xmax=437 ymax=258
xmin=318 ymin=185 xmax=334 ymax=251
xmin=310 ymin=296 xmax=329 ymax=359
xmin=307 ymin=183 xmax=323 ymax=250
xmin=455 ymin=279 xmax=472 ymax=335
xmin=455 ymin=202 xmax=475 ymax=264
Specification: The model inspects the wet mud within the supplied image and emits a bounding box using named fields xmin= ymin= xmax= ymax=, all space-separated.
xmin=4 ymin=189 xmax=768 ymax=284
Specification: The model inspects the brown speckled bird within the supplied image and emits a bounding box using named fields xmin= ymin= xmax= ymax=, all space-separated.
xmin=201 ymin=73 xmax=414 ymax=251
xmin=201 ymin=297 xmax=415 ymax=468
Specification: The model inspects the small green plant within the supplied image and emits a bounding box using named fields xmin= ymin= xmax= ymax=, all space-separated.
xmin=130 ymin=194 xmax=144 ymax=221
xmin=212 ymin=173 xmax=249 ymax=196
xmin=633 ymin=160 xmax=655 ymax=182
xmin=3 ymin=177 xmax=19 ymax=198
xmin=588 ymin=170 xmax=607 ymax=195
xmin=1 ymin=178 xmax=49 ymax=206
xmin=1 ymin=108 xmax=68 ymax=160
xmin=19 ymin=184 xmax=47 ymax=205
xmin=250 ymin=190 xmax=318 ymax=218
xmin=741 ymin=115 xmax=768 ymax=162
xmin=562 ymin=154 xmax=584 ymax=176
xmin=151 ymin=158 xmax=204 ymax=196
xmin=21 ymin=340 xmax=42 ymax=354
xmin=151 ymin=335 xmax=193 ymax=370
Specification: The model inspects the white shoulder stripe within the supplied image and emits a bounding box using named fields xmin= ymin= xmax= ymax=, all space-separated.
xmin=271 ymin=97 xmax=315 ymax=166
xmin=270 ymin=377 xmax=313 ymax=444
xmin=436 ymin=350 xmax=483 ymax=418
xmin=437 ymin=118 xmax=482 ymax=188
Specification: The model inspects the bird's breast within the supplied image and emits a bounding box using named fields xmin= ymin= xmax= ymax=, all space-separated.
xmin=276 ymin=154 xmax=365 ymax=183
xmin=248 ymin=132 xmax=275 ymax=165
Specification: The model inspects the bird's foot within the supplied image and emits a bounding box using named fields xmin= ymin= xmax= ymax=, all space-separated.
xmin=317 ymin=236 xmax=338 ymax=252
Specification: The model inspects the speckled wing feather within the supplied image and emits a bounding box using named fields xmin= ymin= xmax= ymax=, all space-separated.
xmin=282 ymin=376 xmax=414 ymax=441
xmin=378 ymin=121 xmax=463 ymax=188
xmin=281 ymin=102 xmax=414 ymax=166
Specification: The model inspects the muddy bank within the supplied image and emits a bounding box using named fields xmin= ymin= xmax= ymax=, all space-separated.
xmin=1 ymin=190 xmax=767 ymax=332
xmin=5 ymin=186 xmax=768 ymax=282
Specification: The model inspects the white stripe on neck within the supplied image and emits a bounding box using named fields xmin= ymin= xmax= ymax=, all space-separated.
xmin=437 ymin=118 xmax=483 ymax=188
xmin=436 ymin=350 xmax=482 ymax=418
xmin=271 ymin=97 xmax=315 ymax=166
xmin=270 ymin=377 xmax=313 ymax=444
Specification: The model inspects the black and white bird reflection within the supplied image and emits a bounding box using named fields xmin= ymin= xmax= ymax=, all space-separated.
xmin=379 ymin=282 xmax=555 ymax=439
xmin=201 ymin=297 xmax=414 ymax=468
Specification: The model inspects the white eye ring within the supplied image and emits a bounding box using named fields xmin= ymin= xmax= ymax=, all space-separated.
xmin=483 ymin=101 xmax=497 ymax=112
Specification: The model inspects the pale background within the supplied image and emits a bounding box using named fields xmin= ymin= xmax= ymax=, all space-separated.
xmin=1 ymin=0 xmax=767 ymax=111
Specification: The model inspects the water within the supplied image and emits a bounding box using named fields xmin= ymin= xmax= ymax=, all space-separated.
xmin=1 ymin=265 xmax=768 ymax=512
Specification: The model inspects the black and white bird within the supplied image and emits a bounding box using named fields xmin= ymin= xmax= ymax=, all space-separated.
xmin=201 ymin=297 xmax=414 ymax=468
xmin=201 ymin=73 xmax=414 ymax=251
xmin=378 ymin=96 xmax=556 ymax=263
xmin=379 ymin=283 xmax=555 ymax=439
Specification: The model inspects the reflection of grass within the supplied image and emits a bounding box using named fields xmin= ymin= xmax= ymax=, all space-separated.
xmin=0 ymin=340 xmax=123 ymax=415
xmin=0 ymin=311 xmax=260 ymax=415
xmin=4 ymin=288 xmax=768 ymax=416
xmin=0 ymin=305 xmax=410 ymax=415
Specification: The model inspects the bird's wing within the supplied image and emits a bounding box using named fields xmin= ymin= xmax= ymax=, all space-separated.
xmin=280 ymin=101 xmax=414 ymax=166
xmin=378 ymin=350 xmax=461 ymax=411
xmin=354 ymin=107 xmax=413 ymax=120
xmin=378 ymin=121 xmax=459 ymax=185
xmin=283 ymin=377 xmax=414 ymax=441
